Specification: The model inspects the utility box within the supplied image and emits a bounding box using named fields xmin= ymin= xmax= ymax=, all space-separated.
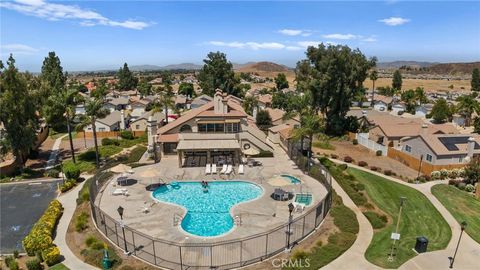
xmin=415 ymin=236 xmax=428 ymax=253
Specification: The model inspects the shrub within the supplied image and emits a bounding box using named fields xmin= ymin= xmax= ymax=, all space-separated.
xmin=465 ymin=184 xmax=475 ymax=192
xmin=330 ymin=154 xmax=338 ymax=159
xmin=343 ymin=156 xmax=353 ymax=163
xmin=91 ymin=241 xmax=106 ymax=250
xmin=63 ymin=163 xmax=80 ymax=180
xmin=364 ymin=211 xmax=388 ymax=229
xmin=457 ymin=182 xmax=466 ymax=190
xmin=42 ymin=246 xmax=61 ymax=266
xmin=75 ymin=212 xmax=89 ymax=232
xmin=26 ymin=258 xmax=42 ymax=270
xmin=440 ymin=169 xmax=449 ymax=179
xmin=60 ymin=179 xmax=76 ymax=193
xmin=85 ymin=235 xmax=98 ymax=248
xmin=126 ymin=146 xmax=147 ymax=163
xmin=8 ymin=259 xmax=19 ymax=270
xmin=13 ymin=249 xmax=19 ymax=258
xmin=448 ymin=179 xmax=461 ymax=186
xmin=384 ymin=170 xmax=393 ymax=176
xmin=316 ymin=240 xmax=323 ymax=247
xmin=23 ymin=200 xmax=63 ymax=255
xmin=4 ymin=255 xmax=14 ymax=266
xmin=102 ymin=138 xmax=119 ymax=146
xmin=46 ymin=169 xmax=60 ymax=178
xmin=291 ymin=249 xmax=308 ymax=260
xmin=35 ymin=251 xmax=43 ymax=262
xmin=358 ymin=161 xmax=368 ymax=167
xmin=431 ymin=170 xmax=441 ymax=180
xmin=448 ymin=169 xmax=459 ymax=179
xmin=120 ymin=130 xmax=134 ymax=140
xmin=376 ymin=150 xmax=382 ymax=156
xmin=370 ymin=166 xmax=379 ymax=171
xmin=364 ymin=203 xmax=374 ymax=210
xmin=98 ymin=145 xmax=123 ymax=157
xmin=81 ymin=248 xmax=122 ymax=269
xmin=252 ymin=150 xmax=274 ymax=158
xmin=355 ymin=183 xmax=365 ymax=191
xmin=457 ymin=168 xmax=466 ymax=177
xmin=78 ymin=150 xmax=97 ymax=162
xmin=338 ymin=164 xmax=348 ymax=171
xmin=352 ymin=139 xmax=358 ymax=145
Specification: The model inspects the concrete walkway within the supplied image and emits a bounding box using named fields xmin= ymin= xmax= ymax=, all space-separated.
xmin=53 ymin=175 xmax=97 ymax=270
xmin=45 ymin=134 xmax=68 ymax=170
xmin=329 ymin=160 xmax=480 ymax=270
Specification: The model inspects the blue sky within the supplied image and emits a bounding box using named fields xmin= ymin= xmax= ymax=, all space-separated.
xmin=1 ymin=0 xmax=479 ymax=71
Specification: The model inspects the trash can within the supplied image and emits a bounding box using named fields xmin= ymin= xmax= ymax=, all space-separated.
xmin=415 ymin=236 xmax=428 ymax=253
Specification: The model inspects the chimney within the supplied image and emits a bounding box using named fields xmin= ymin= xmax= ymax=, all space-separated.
xmin=120 ymin=110 xmax=125 ymax=130
xmin=147 ymin=116 xmax=158 ymax=153
xmin=467 ymin=137 xmax=475 ymax=158
xmin=421 ymin=123 xmax=429 ymax=135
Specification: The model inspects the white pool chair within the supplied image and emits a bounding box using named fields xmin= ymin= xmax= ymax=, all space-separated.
xmin=238 ymin=164 xmax=244 ymax=175
xmin=205 ymin=164 xmax=211 ymax=175
xmin=220 ymin=164 xmax=227 ymax=174
xmin=225 ymin=164 xmax=233 ymax=175
xmin=211 ymin=164 xmax=217 ymax=174
xmin=112 ymin=188 xmax=128 ymax=196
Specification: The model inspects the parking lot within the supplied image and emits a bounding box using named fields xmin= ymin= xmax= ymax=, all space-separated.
xmin=0 ymin=180 xmax=61 ymax=254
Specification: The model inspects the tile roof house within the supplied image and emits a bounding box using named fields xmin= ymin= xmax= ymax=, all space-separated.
xmin=83 ymin=110 xmax=126 ymax=132
xmin=190 ymin=94 xmax=213 ymax=109
xmin=130 ymin=111 xmax=165 ymax=132
xmin=373 ymin=95 xmax=394 ymax=112
xmin=258 ymin=94 xmax=272 ymax=109
xmin=157 ymin=89 xmax=273 ymax=167
xmin=264 ymin=108 xmax=300 ymax=126
xmin=104 ymin=97 xmax=129 ymax=112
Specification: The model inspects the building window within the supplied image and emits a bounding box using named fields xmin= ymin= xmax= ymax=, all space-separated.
xmin=226 ymin=123 xmax=240 ymax=133
xmin=426 ymin=154 xmax=433 ymax=162
xmin=459 ymin=156 xmax=464 ymax=163
xmin=180 ymin=124 xmax=192 ymax=133
xmin=135 ymin=125 xmax=140 ymax=129
xmin=198 ymin=124 xmax=207 ymax=132
xmin=405 ymin=145 xmax=412 ymax=153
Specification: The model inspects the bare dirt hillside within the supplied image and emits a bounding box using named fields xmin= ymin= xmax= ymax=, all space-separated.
xmin=237 ymin=61 xmax=290 ymax=73
xmin=427 ymin=62 xmax=480 ymax=75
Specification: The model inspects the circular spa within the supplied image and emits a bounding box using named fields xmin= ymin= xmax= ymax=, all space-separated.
xmin=152 ymin=181 xmax=263 ymax=237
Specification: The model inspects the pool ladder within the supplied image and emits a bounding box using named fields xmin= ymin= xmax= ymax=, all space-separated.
xmin=173 ymin=213 xmax=183 ymax=226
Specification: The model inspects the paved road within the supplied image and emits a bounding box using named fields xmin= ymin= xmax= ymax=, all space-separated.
xmin=0 ymin=180 xmax=61 ymax=254
xmin=328 ymin=160 xmax=480 ymax=270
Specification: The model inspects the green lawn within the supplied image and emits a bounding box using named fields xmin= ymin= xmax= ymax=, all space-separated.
xmin=49 ymin=263 xmax=70 ymax=270
xmin=347 ymin=168 xmax=451 ymax=268
xmin=432 ymin=184 xmax=480 ymax=244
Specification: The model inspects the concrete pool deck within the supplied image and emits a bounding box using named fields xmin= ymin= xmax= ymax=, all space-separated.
xmin=96 ymin=145 xmax=329 ymax=244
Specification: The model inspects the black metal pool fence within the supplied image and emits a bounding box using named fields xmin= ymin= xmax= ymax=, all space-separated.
xmin=89 ymin=142 xmax=333 ymax=269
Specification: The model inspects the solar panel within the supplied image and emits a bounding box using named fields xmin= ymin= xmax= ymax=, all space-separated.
xmin=438 ymin=137 xmax=480 ymax=151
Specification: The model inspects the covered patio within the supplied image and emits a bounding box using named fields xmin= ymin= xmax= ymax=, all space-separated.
xmin=177 ymin=139 xmax=241 ymax=167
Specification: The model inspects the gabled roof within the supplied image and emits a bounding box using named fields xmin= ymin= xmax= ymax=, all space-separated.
xmin=131 ymin=111 xmax=165 ymax=123
xmin=96 ymin=111 xmax=122 ymax=126
xmin=402 ymin=134 xmax=480 ymax=156
xmin=265 ymin=108 xmax=285 ymax=122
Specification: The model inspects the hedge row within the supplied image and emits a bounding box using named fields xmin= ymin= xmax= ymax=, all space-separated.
xmin=22 ymin=200 xmax=63 ymax=265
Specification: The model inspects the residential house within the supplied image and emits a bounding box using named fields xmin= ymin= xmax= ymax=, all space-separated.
xmin=129 ymin=99 xmax=152 ymax=119
xmin=84 ymin=110 xmax=125 ymax=132
xmin=452 ymin=114 xmax=466 ymax=127
xmin=190 ymin=94 xmax=213 ymax=109
xmin=258 ymin=94 xmax=272 ymax=109
xmin=267 ymin=123 xmax=294 ymax=151
xmin=157 ymin=89 xmax=273 ymax=167
xmin=373 ymin=95 xmax=393 ymax=112
xmin=104 ymin=97 xmax=129 ymax=112
xmin=175 ymin=95 xmax=188 ymax=109
xmin=415 ymin=104 xmax=434 ymax=118
xmin=391 ymin=102 xmax=406 ymax=115
xmin=130 ymin=111 xmax=165 ymax=132
xmin=265 ymin=108 xmax=300 ymax=126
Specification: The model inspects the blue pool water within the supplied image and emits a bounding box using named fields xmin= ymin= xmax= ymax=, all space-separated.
xmin=281 ymin=174 xmax=302 ymax=184
xmin=152 ymin=181 xmax=262 ymax=237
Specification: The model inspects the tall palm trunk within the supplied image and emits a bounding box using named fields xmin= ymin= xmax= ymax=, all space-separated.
xmin=92 ymin=120 xmax=100 ymax=167
xmin=371 ymin=80 xmax=376 ymax=107
xmin=164 ymin=106 xmax=169 ymax=124
xmin=66 ymin=115 xmax=76 ymax=163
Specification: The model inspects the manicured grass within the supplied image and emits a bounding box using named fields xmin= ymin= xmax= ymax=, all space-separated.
xmin=432 ymin=184 xmax=480 ymax=244
xmin=125 ymin=145 xmax=147 ymax=163
xmin=49 ymin=263 xmax=70 ymax=270
xmin=347 ymin=168 xmax=451 ymax=268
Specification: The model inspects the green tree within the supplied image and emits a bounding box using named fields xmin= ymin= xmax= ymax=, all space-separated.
xmin=77 ymin=98 xmax=110 ymax=167
xmin=295 ymin=44 xmax=375 ymax=135
xmin=292 ymin=113 xmax=325 ymax=156
xmin=178 ymin=82 xmax=194 ymax=97
xmin=274 ymin=73 xmax=289 ymax=90
xmin=242 ymin=95 xmax=258 ymax=115
xmin=369 ymin=69 xmax=378 ymax=107
xmin=392 ymin=69 xmax=402 ymax=91
xmin=401 ymin=89 xmax=416 ymax=113
xmin=152 ymin=90 xmax=175 ymax=124
xmin=414 ymin=87 xmax=428 ymax=105
xmin=117 ymin=63 xmax=138 ymax=90
xmin=471 ymin=68 xmax=480 ymax=92
xmin=91 ymin=80 xmax=108 ymax=100
xmin=137 ymin=79 xmax=152 ymax=98
xmin=456 ymin=94 xmax=479 ymax=126
xmin=198 ymin=51 xmax=238 ymax=96
xmin=0 ymin=55 xmax=39 ymax=168
xmin=256 ymin=110 xmax=272 ymax=128
xmin=464 ymin=156 xmax=480 ymax=184
xmin=473 ymin=117 xmax=480 ymax=134
xmin=40 ymin=51 xmax=66 ymax=94
xmin=430 ymin=98 xmax=451 ymax=123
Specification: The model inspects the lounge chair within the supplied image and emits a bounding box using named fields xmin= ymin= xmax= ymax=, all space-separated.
xmin=226 ymin=164 xmax=233 ymax=175
xmin=205 ymin=164 xmax=211 ymax=175
xmin=211 ymin=164 xmax=217 ymax=174
xmin=112 ymin=188 xmax=128 ymax=196
xmin=293 ymin=202 xmax=306 ymax=212
xmin=220 ymin=164 xmax=227 ymax=174
xmin=238 ymin=164 xmax=244 ymax=174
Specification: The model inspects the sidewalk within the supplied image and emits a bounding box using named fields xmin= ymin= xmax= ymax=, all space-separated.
xmin=53 ymin=176 xmax=97 ymax=270
xmin=331 ymin=160 xmax=480 ymax=270
xmin=45 ymin=134 xmax=68 ymax=170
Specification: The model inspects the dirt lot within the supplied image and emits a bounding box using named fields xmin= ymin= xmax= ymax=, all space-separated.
xmin=366 ymin=77 xmax=471 ymax=92
xmin=313 ymin=140 xmax=419 ymax=180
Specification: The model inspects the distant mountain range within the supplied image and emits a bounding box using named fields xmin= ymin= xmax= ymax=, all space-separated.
xmin=377 ymin=61 xmax=439 ymax=69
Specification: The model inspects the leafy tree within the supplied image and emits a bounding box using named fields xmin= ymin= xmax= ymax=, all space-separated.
xmin=295 ymin=44 xmax=375 ymax=135
xmin=0 ymin=55 xmax=39 ymax=167
xmin=117 ymin=63 xmax=138 ymax=90
xmin=272 ymin=91 xmax=291 ymax=110
xmin=376 ymin=86 xmax=398 ymax=97
xmin=401 ymin=89 xmax=416 ymax=113
xmin=414 ymin=87 xmax=428 ymax=105
xmin=464 ymin=156 xmax=480 ymax=184
xmin=91 ymin=80 xmax=108 ymax=100
xmin=473 ymin=117 xmax=480 ymax=134
xmin=472 ymin=68 xmax=480 ymax=92
xmin=232 ymin=83 xmax=250 ymax=98
xmin=456 ymin=94 xmax=479 ymax=126
xmin=40 ymin=51 xmax=66 ymax=94
xmin=137 ymin=79 xmax=152 ymax=98
xmin=274 ymin=73 xmax=289 ymax=90
xmin=152 ymin=90 xmax=175 ymax=124
xmin=198 ymin=52 xmax=238 ymax=96
xmin=242 ymin=95 xmax=258 ymax=115
xmin=392 ymin=69 xmax=402 ymax=90
xmin=76 ymin=98 xmax=110 ymax=167
xmin=256 ymin=110 xmax=272 ymax=128
xmin=430 ymin=98 xmax=451 ymax=123
xmin=178 ymin=82 xmax=194 ymax=97
xmin=369 ymin=70 xmax=378 ymax=106
xmin=292 ymin=113 xmax=325 ymax=156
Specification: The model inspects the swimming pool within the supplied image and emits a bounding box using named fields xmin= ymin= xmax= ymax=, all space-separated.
xmin=152 ymin=181 xmax=263 ymax=237
xmin=281 ymin=174 xmax=302 ymax=184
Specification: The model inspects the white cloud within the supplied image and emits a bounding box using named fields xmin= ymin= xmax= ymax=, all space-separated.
xmin=278 ymin=29 xmax=312 ymax=37
xmin=379 ymin=17 xmax=410 ymax=26
xmin=322 ymin=33 xmax=358 ymax=40
xmin=296 ymin=41 xmax=323 ymax=48
xmin=1 ymin=44 xmax=39 ymax=55
xmin=361 ymin=36 xmax=377 ymax=42
xmin=208 ymin=41 xmax=285 ymax=50
xmin=0 ymin=0 xmax=151 ymax=30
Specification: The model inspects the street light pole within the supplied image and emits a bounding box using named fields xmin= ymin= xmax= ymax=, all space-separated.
xmin=153 ymin=135 xmax=158 ymax=163
xmin=388 ymin=197 xmax=406 ymax=261
xmin=286 ymin=203 xmax=294 ymax=251
xmin=117 ymin=206 xmax=129 ymax=255
xmin=449 ymin=221 xmax=467 ymax=268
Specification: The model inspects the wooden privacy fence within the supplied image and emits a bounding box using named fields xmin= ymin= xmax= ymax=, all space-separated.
xmin=77 ymin=130 xmax=145 ymax=139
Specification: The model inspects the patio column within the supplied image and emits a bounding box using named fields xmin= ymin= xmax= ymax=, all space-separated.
xmin=207 ymin=151 xmax=211 ymax=164
xmin=178 ymin=150 xmax=183 ymax=167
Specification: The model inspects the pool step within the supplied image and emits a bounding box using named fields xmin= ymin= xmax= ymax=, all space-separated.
xmin=173 ymin=213 xmax=183 ymax=226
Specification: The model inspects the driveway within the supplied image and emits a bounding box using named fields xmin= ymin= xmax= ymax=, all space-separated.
xmin=0 ymin=180 xmax=61 ymax=254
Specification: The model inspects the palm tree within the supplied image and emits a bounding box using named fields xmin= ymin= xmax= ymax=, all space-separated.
xmin=456 ymin=95 xmax=480 ymax=126
xmin=369 ymin=70 xmax=378 ymax=107
xmin=292 ymin=113 xmax=325 ymax=158
xmin=414 ymin=87 xmax=428 ymax=105
xmin=242 ymin=95 xmax=258 ymax=115
xmin=153 ymin=90 xmax=175 ymax=124
xmin=77 ymin=98 xmax=109 ymax=167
